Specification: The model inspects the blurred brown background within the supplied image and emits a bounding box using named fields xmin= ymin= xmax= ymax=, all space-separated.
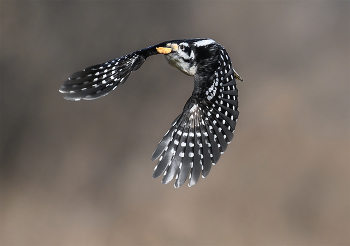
xmin=1 ymin=1 xmax=349 ymax=245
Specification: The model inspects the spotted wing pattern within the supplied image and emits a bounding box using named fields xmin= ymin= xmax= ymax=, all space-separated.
xmin=59 ymin=52 xmax=146 ymax=101
xmin=152 ymin=47 xmax=239 ymax=187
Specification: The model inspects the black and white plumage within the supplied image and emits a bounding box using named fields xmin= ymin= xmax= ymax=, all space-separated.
xmin=60 ymin=38 xmax=243 ymax=188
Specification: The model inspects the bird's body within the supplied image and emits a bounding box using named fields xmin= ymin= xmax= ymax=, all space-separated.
xmin=60 ymin=38 xmax=242 ymax=187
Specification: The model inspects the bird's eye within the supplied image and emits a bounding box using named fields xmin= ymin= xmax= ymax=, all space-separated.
xmin=179 ymin=44 xmax=191 ymax=56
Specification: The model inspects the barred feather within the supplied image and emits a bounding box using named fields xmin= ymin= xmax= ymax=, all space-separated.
xmin=152 ymin=46 xmax=240 ymax=187
xmin=59 ymin=53 xmax=145 ymax=101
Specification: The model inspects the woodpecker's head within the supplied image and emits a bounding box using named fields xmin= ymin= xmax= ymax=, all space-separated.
xmin=156 ymin=38 xmax=218 ymax=76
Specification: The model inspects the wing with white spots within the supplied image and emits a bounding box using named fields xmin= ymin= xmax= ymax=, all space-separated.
xmin=151 ymin=101 xmax=211 ymax=188
xmin=151 ymin=46 xmax=240 ymax=188
xmin=59 ymin=52 xmax=146 ymax=101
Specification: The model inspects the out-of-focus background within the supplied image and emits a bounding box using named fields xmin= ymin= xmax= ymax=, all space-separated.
xmin=1 ymin=1 xmax=349 ymax=245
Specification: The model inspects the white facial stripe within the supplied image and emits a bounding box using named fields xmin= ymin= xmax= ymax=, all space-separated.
xmin=177 ymin=42 xmax=193 ymax=60
xmin=178 ymin=49 xmax=190 ymax=60
xmin=164 ymin=41 xmax=199 ymax=76
xmin=194 ymin=39 xmax=215 ymax=47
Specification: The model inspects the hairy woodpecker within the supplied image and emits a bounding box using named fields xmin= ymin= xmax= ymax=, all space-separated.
xmin=60 ymin=38 xmax=243 ymax=188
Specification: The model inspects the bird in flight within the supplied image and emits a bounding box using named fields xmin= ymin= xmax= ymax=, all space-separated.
xmin=60 ymin=38 xmax=243 ymax=188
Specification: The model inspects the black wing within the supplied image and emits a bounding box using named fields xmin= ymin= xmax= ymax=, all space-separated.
xmin=59 ymin=44 xmax=163 ymax=101
xmin=152 ymin=47 xmax=241 ymax=187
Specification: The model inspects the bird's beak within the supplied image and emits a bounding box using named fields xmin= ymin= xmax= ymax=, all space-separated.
xmin=156 ymin=47 xmax=172 ymax=54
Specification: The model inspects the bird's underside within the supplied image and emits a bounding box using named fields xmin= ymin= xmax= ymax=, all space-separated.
xmin=60 ymin=38 xmax=242 ymax=187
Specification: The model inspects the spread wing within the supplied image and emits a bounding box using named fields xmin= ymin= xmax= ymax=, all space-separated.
xmin=151 ymin=47 xmax=240 ymax=187
xmin=59 ymin=44 xmax=165 ymax=101
xmin=59 ymin=53 xmax=145 ymax=100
